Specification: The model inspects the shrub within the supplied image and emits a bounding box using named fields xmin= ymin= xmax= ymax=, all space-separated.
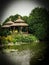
xmin=0 ymin=29 xmax=11 ymax=36
xmin=6 ymin=35 xmax=13 ymax=42
xmin=1 ymin=36 xmax=8 ymax=44
xmin=12 ymin=39 xmax=17 ymax=44
xmin=13 ymin=34 xmax=38 ymax=43
xmin=1 ymin=34 xmax=38 ymax=44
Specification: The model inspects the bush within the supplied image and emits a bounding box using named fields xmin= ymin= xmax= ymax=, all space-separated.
xmin=13 ymin=34 xmax=38 ymax=43
xmin=1 ymin=36 xmax=8 ymax=44
xmin=6 ymin=35 xmax=13 ymax=42
xmin=0 ymin=29 xmax=11 ymax=37
xmin=12 ymin=39 xmax=17 ymax=44
xmin=1 ymin=34 xmax=38 ymax=44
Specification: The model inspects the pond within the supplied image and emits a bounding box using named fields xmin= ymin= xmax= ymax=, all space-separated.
xmin=5 ymin=50 xmax=31 ymax=65
xmin=0 ymin=42 xmax=48 ymax=65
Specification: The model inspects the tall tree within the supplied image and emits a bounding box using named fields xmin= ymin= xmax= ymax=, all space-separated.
xmin=22 ymin=16 xmax=28 ymax=23
xmin=28 ymin=7 xmax=49 ymax=41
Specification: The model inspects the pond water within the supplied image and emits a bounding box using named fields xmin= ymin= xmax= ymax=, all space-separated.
xmin=0 ymin=50 xmax=34 ymax=65
xmin=8 ymin=50 xmax=34 ymax=65
xmin=0 ymin=42 xmax=47 ymax=65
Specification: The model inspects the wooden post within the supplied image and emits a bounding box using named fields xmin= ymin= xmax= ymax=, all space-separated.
xmin=13 ymin=26 xmax=15 ymax=30
xmin=26 ymin=27 xmax=28 ymax=34
xmin=20 ymin=26 xmax=23 ymax=33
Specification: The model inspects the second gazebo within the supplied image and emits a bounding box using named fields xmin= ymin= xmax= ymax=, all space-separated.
xmin=11 ymin=16 xmax=28 ymax=33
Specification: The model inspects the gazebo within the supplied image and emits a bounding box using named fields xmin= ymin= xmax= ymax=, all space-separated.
xmin=11 ymin=16 xmax=28 ymax=33
xmin=2 ymin=19 xmax=14 ymax=30
xmin=2 ymin=16 xmax=28 ymax=33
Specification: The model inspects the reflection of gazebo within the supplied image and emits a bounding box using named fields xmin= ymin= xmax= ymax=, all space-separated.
xmin=2 ymin=16 xmax=28 ymax=33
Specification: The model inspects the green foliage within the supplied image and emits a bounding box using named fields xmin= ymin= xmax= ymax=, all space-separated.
xmin=2 ymin=7 xmax=49 ymax=41
xmin=1 ymin=36 xmax=8 ymax=44
xmin=0 ymin=29 xmax=11 ymax=36
xmin=12 ymin=34 xmax=38 ymax=43
xmin=22 ymin=16 xmax=28 ymax=23
xmin=3 ymin=14 xmax=22 ymax=25
xmin=28 ymin=7 xmax=49 ymax=41
xmin=12 ymin=38 xmax=17 ymax=44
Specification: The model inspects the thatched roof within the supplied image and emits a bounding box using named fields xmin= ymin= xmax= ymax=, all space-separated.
xmin=5 ymin=21 xmax=14 ymax=25
xmin=15 ymin=19 xmax=24 ymax=23
xmin=2 ymin=25 xmax=11 ymax=28
xmin=2 ymin=16 xmax=28 ymax=27
xmin=5 ymin=19 xmax=14 ymax=25
xmin=11 ymin=23 xmax=28 ymax=26
xmin=15 ymin=16 xmax=24 ymax=23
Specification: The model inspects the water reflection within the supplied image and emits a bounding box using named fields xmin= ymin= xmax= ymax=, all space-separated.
xmin=0 ymin=42 xmax=49 ymax=65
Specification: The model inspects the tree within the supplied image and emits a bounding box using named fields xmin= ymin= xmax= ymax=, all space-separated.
xmin=22 ymin=16 xmax=28 ymax=32
xmin=3 ymin=14 xmax=22 ymax=25
xmin=28 ymin=7 xmax=49 ymax=41
xmin=22 ymin=16 xmax=28 ymax=23
xmin=12 ymin=14 xmax=22 ymax=22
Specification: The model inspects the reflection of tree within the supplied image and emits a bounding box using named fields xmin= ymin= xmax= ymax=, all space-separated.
xmin=30 ymin=42 xmax=48 ymax=65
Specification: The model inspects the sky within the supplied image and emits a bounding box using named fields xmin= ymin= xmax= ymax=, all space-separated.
xmin=0 ymin=0 xmax=46 ymax=22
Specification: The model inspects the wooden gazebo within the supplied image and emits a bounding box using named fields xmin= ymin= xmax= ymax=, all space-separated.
xmin=11 ymin=16 xmax=28 ymax=33
xmin=2 ymin=19 xmax=14 ymax=30
xmin=2 ymin=16 xmax=28 ymax=33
